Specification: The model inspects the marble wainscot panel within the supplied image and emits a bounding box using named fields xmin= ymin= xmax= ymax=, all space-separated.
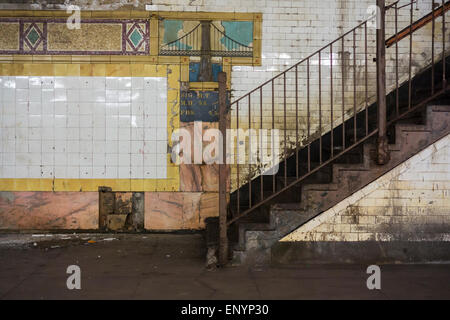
xmin=199 ymin=192 xmax=219 ymax=227
xmin=178 ymin=122 xmax=221 ymax=192
xmin=144 ymin=192 xmax=219 ymax=230
xmin=0 ymin=191 xmax=98 ymax=229
xmin=179 ymin=164 xmax=219 ymax=192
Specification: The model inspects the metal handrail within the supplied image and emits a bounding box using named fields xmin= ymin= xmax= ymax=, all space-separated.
xmin=227 ymin=0 xmax=449 ymax=227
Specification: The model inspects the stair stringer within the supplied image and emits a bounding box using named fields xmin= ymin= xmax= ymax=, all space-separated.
xmin=232 ymin=105 xmax=450 ymax=266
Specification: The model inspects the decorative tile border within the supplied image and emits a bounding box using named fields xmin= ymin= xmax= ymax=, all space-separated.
xmin=0 ymin=10 xmax=261 ymax=66
xmin=0 ymin=18 xmax=150 ymax=55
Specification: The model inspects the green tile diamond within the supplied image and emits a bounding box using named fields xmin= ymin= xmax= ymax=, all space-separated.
xmin=27 ymin=28 xmax=40 ymax=46
xmin=130 ymin=29 xmax=143 ymax=48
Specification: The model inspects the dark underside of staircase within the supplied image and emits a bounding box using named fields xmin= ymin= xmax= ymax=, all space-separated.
xmin=206 ymin=55 xmax=450 ymax=260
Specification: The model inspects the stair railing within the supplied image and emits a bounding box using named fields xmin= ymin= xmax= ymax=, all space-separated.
xmin=227 ymin=17 xmax=378 ymax=227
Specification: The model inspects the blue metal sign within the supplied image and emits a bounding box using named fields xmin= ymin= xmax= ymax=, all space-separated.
xmin=180 ymin=90 xmax=224 ymax=122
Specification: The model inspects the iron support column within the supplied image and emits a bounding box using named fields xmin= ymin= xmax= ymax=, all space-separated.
xmin=218 ymin=72 xmax=228 ymax=266
xmin=376 ymin=0 xmax=389 ymax=165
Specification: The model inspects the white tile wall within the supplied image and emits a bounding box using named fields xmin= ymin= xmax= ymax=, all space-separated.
xmin=0 ymin=76 xmax=168 ymax=180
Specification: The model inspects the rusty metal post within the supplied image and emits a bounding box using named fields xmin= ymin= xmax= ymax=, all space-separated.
xmin=376 ymin=0 xmax=389 ymax=165
xmin=199 ymin=21 xmax=213 ymax=82
xmin=218 ymin=72 xmax=228 ymax=266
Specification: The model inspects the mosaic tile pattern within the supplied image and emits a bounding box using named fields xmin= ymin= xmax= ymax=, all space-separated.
xmin=0 ymin=75 xmax=167 ymax=180
xmin=47 ymin=23 xmax=122 ymax=53
xmin=159 ymin=20 xmax=254 ymax=57
xmin=0 ymin=22 xmax=20 ymax=51
xmin=0 ymin=18 xmax=150 ymax=55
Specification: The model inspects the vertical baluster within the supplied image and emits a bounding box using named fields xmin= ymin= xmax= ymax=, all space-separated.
xmin=341 ymin=37 xmax=346 ymax=151
xmin=272 ymin=81 xmax=275 ymax=193
xmin=432 ymin=0 xmax=435 ymax=94
xmin=395 ymin=3 xmax=399 ymax=116
xmin=260 ymin=87 xmax=263 ymax=201
xmin=236 ymin=101 xmax=240 ymax=216
xmin=295 ymin=65 xmax=299 ymax=178
xmin=353 ymin=29 xmax=357 ymax=143
xmin=409 ymin=0 xmax=413 ymax=109
xmin=307 ymin=58 xmax=311 ymax=172
xmin=248 ymin=95 xmax=252 ymax=208
xmin=365 ymin=22 xmax=369 ymax=135
xmin=283 ymin=72 xmax=287 ymax=187
xmin=330 ymin=44 xmax=334 ymax=158
xmin=319 ymin=51 xmax=322 ymax=164
xmin=443 ymin=0 xmax=447 ymax=87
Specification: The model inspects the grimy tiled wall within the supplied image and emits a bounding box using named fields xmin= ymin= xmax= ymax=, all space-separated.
xmin=0 ymin=9 xmax=216 ymax=230
xmin=145 ymin=0 xmax=446 ymax=188
xmin=282 ymin=133 xmax=450 ymax=242
xmin=0 ymin=3 xmax=266 ymax=230
xmin=0 ymin=0 xmax=447 ymax=230
xmin=226 ymin=0 xmax=446 ymax=186
xmin=1 ymin=76 xmax=168 ymax=181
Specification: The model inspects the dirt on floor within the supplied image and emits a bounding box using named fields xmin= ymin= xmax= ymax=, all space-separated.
xmin=0 ymin=233 xmax=449 ymax=300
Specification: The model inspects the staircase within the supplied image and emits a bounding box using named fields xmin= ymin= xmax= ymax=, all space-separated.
xmin=232 ymin=103 xmax=450 ymax=265
xmin=206 ymin=1 xmax=450 ymax=266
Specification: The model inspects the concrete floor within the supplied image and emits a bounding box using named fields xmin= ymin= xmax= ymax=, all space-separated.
xmin=0 ymin=233 xmax=449 ymax=300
